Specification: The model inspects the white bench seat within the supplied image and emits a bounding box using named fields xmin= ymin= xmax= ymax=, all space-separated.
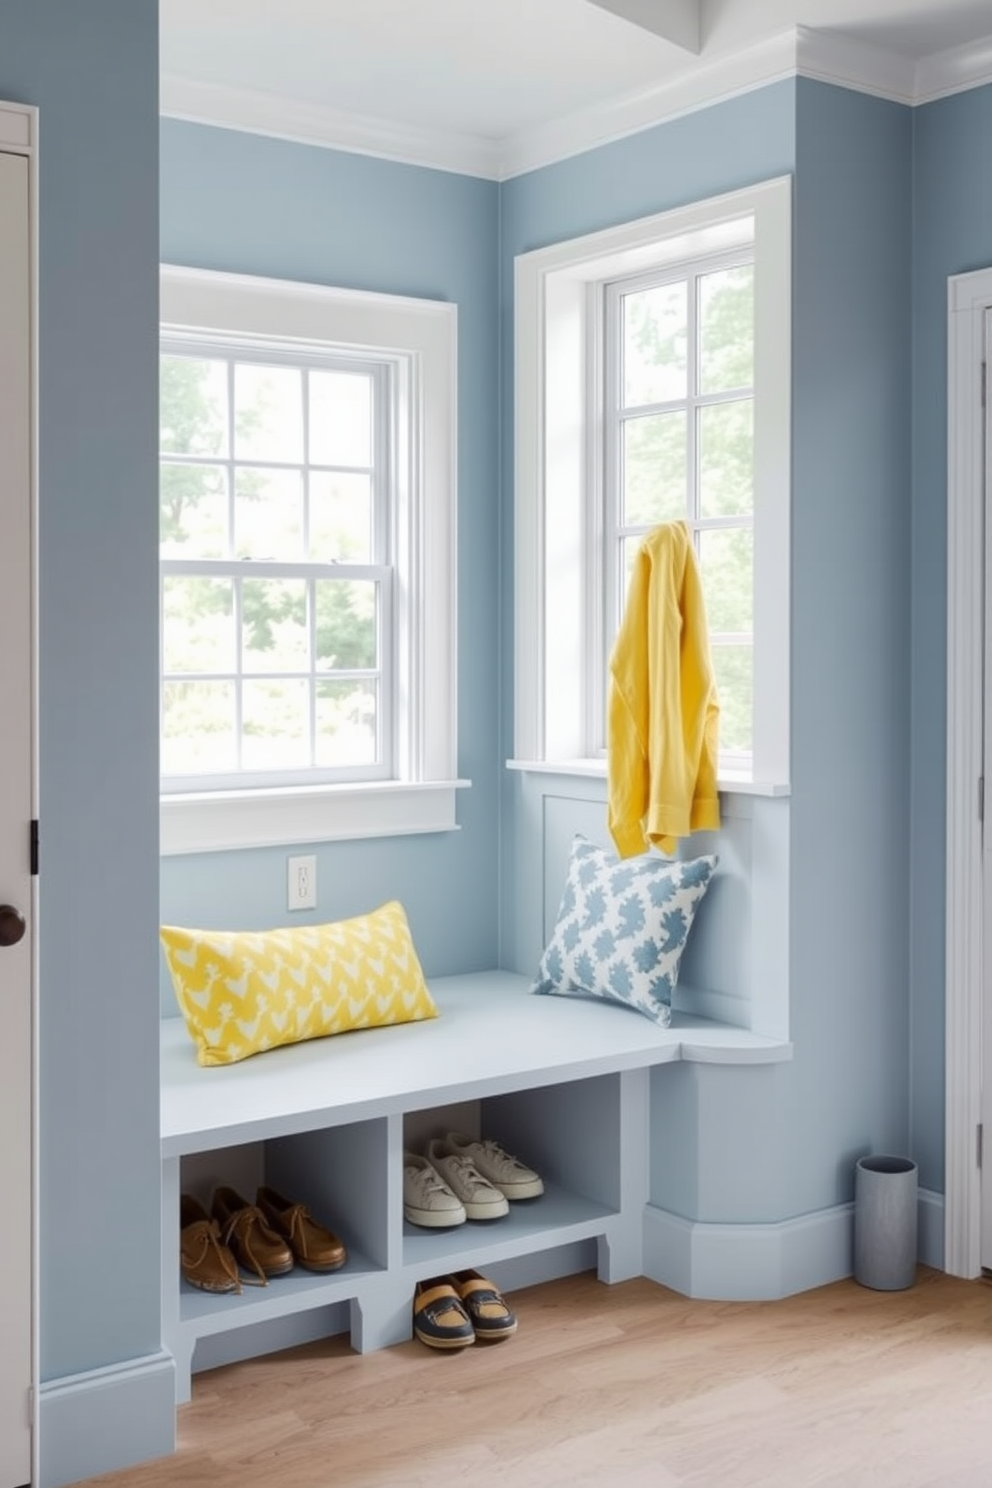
xmin=159 ymin=969 xmax=791 ymax=1405
xmin=161 ymin=969 xmax=791 ymax=1155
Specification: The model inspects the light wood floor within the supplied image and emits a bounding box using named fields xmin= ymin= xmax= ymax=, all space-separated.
xmin=80 ymin=1267 xmax=992 ymax=1488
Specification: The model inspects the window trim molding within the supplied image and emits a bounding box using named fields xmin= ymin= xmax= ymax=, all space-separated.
xmin=512 ymin=176 xmax=791 ymax=790
xmin=160 ymin=778 xmax=471 ymax=856
xmin=159 ymin=263 xmax=459 ymax=853
xmin=504 ymin=756 xmax=790 ymax=798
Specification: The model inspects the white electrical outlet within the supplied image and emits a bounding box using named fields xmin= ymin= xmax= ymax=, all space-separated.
xmin=287 ymin=854 xmax=317 ymax=911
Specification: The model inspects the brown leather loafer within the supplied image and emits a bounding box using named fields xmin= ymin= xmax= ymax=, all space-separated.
xmin=180 ymin=1193 xmax=241 ymax=1294
xmin=211 ymin=1185 xmax=294 ymax=1283
xmin=257 ymin=1185 xmax=347 ymax=1272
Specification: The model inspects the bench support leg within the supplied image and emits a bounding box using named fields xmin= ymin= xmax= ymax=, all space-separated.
xmin=597 ymin=1066 xmax=650 ymax=1283
xmin=350 ymin=1283 xmax=413 ymax=1353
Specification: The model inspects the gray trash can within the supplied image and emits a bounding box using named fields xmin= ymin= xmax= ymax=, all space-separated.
xmin=853 ymin=1155 xmax=918 ymax=1291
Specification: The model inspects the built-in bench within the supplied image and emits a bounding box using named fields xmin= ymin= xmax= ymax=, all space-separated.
xmin=160 ymin=970 xmax=791 ymax=1403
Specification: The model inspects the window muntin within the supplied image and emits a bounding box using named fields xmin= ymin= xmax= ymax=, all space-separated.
xmin=602 ymin=254 xmax=755 ymax=764
xmin=159 ymin=340 xmax=393 ymax=791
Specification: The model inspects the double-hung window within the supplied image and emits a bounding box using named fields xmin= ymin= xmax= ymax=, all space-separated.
xmin=602 ymin=254 xmax=755 ymax=766
xmin=160 ymin=265 xmax=460 ymax=854
xmin=513 ymin=177 xmax=790 ymax=792
xmin=161 ymin=342 xmax=393 ymax=787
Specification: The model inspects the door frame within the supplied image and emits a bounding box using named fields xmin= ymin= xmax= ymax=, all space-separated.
xmin=945 ymin=264 xmax=992 ymax=1277
xmin=0 ymin=98 xmax=39 ymax=1486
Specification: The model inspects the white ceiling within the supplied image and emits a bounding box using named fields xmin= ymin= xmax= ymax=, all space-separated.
xmin=159 ymin=0 xmax=992 ymax=170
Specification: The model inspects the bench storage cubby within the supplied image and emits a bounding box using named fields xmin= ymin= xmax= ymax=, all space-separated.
xmin=161 ymin=970 xmax=791 ymax=1401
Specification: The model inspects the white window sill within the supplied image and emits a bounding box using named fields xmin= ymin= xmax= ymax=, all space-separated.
xmin=505 ymin=759 xmax=790 ymax=799
xmin=160 ymin=779 xmax=471 ymax=856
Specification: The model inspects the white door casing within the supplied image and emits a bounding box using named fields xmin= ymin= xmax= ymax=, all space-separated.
xmin=0 ymin=110 xmax=36 ymax=1488
xmin=945 ymin=265 xmax=992 ymax=1278
xmin=982 ymin=307 xmax=992 ymax=1272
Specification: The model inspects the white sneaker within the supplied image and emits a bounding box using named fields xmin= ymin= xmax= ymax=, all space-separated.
xmin=403 ymin=1151 xmax=466 ymax=1228
xmin=424 ymin=1138 xmax=509 ymax=1221
xmin=443 ymin=1132 xmax=545 ymax=1200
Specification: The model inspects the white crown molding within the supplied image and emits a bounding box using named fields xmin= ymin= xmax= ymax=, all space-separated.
xmin=160 ymin=72 xmax=504 ymax=180
xmin=795 ymin=24 xmax=917 ymax=105
xmin=499 ymin=28 xmax=798 ymax=179
xmin=162 ymin=24 xmax=992 ymax=184
xmin=500 ymin=24 xmax=927 ymax=179
xmin=917 ymin=34 xmax=992 ymax=105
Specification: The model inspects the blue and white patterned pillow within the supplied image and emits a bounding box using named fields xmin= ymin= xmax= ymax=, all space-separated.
xmin=531 ymin=835 xmax=717 ymax=1026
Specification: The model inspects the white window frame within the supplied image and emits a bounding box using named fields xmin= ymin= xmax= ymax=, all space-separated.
xmin=511 ymin=177 xmax=791 ymax=796
xmin=160 ymin=263 xmax=464 ymax=854
xmin=160 ymin=337 xmax=396 ymax=790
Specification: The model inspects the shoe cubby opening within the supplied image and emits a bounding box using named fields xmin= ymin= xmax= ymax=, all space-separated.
xmin=265 ymin=1117 xmax=390 ymax=1272
xmin=400 ymin=1077 xmax=622 ymax=1272
xmin=177 ymin=1116 xmax=389 ymax=1316
xmin=482 ymin=1074 xmax=623 ymax=1213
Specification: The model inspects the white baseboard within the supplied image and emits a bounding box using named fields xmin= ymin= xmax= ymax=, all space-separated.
xmin=644 ymin=1190 xmax=947 ymax=1300
xmin=643 ymin=1201 xmax=854 ymax=1299
xmin=39 ymin=1350 xmax=175 ymax=1488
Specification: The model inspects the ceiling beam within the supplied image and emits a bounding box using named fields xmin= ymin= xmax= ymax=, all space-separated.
xmin=585 ymin=0 xmax=701 ymax=54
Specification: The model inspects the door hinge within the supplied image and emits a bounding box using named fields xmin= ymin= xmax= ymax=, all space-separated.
xmin=980 ymin=778 xmax=985 ymax=824
xmin=30 ymin=818 xmax=38 ymax=876
xmin=978 ymin=1124 xmax=983 ymax=1169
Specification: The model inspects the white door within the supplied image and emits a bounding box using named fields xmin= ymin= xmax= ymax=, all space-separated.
xmin=0 ymin=142 xmax=35 ymax=1486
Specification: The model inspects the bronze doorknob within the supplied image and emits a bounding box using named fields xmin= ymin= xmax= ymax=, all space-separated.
xmin=0 ymin=905 xmax=26 ymax=947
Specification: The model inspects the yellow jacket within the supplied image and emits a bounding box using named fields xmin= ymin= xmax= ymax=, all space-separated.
xmin=607 ymin=521 xmax=720 ymax=858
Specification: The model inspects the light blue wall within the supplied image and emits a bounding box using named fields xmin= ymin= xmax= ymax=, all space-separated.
xmin=158 ymin=122 xmax=501 ymax=992
xmin=498 ymin=80 xmax=798 ymax=983
xmin=501 ymin=80 xmax=798 ymax=254
xmin=659 ymin=83 xmax=913 ymax=1223
xmin=785 ymin=79 xmax=913 ymax=1208
xmin=0 ymin=0 xmax=162 ymax=1391
xmin=498 ymin=78 xmax=916 ymax=1224
xmin=498 ymin=82 xmax=799 ymax=1225
xmin=910 ymin=83 xmax=992 ymax=1192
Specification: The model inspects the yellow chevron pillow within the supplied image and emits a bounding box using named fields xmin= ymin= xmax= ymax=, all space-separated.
xmin=161 ymin=900 xmax=438 ymax=1067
